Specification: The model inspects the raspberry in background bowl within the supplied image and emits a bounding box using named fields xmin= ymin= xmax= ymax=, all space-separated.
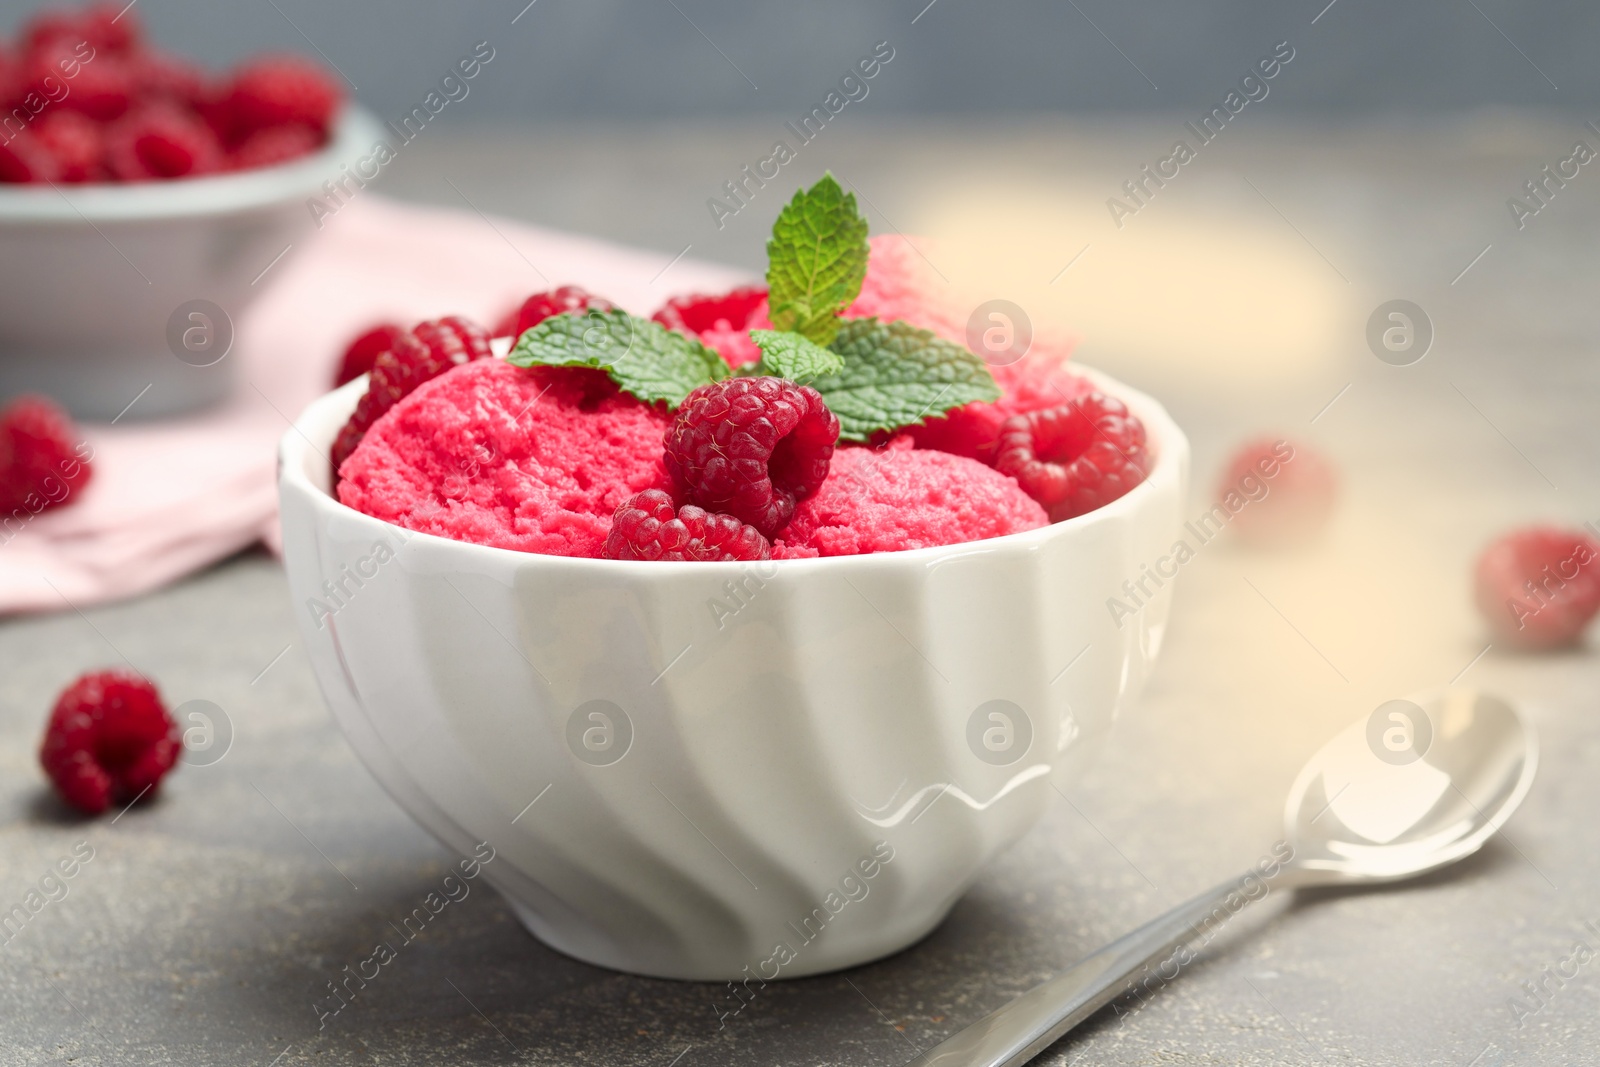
xmin=0 ymin=5 xmax=384 ymax=418
xmin=276 ymin=363 xmax=1189 ymax=980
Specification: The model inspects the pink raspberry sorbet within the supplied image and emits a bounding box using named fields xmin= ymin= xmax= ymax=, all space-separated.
xmin=776 ymin=440 xmax=1047 ymax=557
xmin=336 ymin=360 xmax=673 ymax=558
xmin=849 ymin=235 xmax=1094 ymax=461
xmin=847 ymin=234 xmax=969 ymax=343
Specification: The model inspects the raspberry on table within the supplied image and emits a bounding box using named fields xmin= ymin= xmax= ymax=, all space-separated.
xmin=331 ymin=316 xmax=494 ymax=476
xmin=664 ymin=376 xmax=840 ymax=538
xmin=333 ymin=322 xmax=406 ymax=387
xmin=40 ymin=670 xmax=179 ymax=815
xmin=0 ymin=394 xmax=93 ymax=514
xmin=229 ymin=122 xmax=319 ymax=170
xmin=994 ymin=393 xmax=1149 ymax=522
xmin=504 ymin=285 xmax=617 ymax=340
xmin=652 ymin=286 xmax=769 ymax=369
xmin=1474 ymin=526 xmax=1600 ymax=649
xmin=1217 ymin=437 xmax=1338 ymax=546
xmin=603 ymin=488 xmax=771 ymax=562
xmin=226 ymin=54 xmax=341 ymax=137
xmin=105 ymin=103 xmax=223 ymax=180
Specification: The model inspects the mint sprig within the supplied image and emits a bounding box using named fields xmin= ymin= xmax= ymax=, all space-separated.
xmin=765 ymin=173 xmax=869 ymax=346
xmin=751 ymin=330 xmax=845 ymax=383
xmin=810 ymin=318 xmax=1001 ymax=442
xmin=507 ymin=309 xmax=727 ymax=408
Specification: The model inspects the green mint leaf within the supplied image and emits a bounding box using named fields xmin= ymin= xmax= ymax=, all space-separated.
xmin=751 ymin=329 xmax=846 ymax=383
xmin=765 ymin=173 xmax=869 ymax=346
xmin=813 ymin=318 xmax=1001 ymax=442
xmin=507 ymin=309 xmax=728 ymax=407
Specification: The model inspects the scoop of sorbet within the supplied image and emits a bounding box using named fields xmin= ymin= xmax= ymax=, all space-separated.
xmin=337 ymin=359 xmax=674 ymax=558
xmin=776 ymin=440 xmax=1047 ymax=557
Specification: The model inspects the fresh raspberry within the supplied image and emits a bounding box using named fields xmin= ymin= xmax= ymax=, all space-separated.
xmin=1217 ymin=438 xmax=1338 ymax=546
xmin=22 ymin=32 xmax=135 ymax=123
xmin=18 ymin=12 xmax=85 ymax=56
xmin=106 ymin=103 xmax=223 ymax=180
xmin=193 ymin=80 xmax=236 ymax=145
xmin=490 ymin=305 xmax=520 ymax=339
xmin=331 ymin=316 xmax=494 ymax=475
xmin=134 ymin=50 xmax=208 ymax=106
xmin=226 ymin=54 xmax=341 ymax=137
xmin=505 ymin=286 xmax=616 ymax=340
xmin=81 ymin=2 xmax=142 ymax=54
xmin=652 ymin=286 xmax=769 ymax=369
xmin=230 ymin=122 xmax=319 ymax=170
xmin=904 ymin=361 xmax=1097 ymax=462
xmin=994 ymin=393 xmax=1149 ymax=522
xmin=603 ymin=489 xmax=771 ymax=562
xmin=0 ymin=128 xmax=62 ymax=183
xmin=34 ymin=110 xmax=104 ymax=182
xmin=23 ymin=4 xmax=141 ymax=56
xmin=1475 ymin=527 xmax=1600 ymax=649
xmin=40 ymin=670 xmax=178 ymax=815
xmin=665 ymin=376 xmax=840 ymax=538
xmin=51 ymin=51 xmax=135 ymax=121
xmin=0 ymin=394 xmax=93 ymax=514
xmin=333 ymin=322 xmax=406 ymax=387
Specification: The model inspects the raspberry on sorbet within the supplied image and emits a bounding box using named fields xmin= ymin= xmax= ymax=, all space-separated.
xmin=994 ymin=393 xmax=1149 ymax=522
xmin=501 ymin=285 xmax=617 ymax=340
xmin=333 ymin=323 xmax=406 ymax=387
xmin=603 ymin=489 xmax=771 ymax=562
xmin=331 ymin=316 xmax=494 ymax=475
xmin=652 ymin=286 xmax=770 ymax=369
xmin=664 ymin=376 xmax=841 ymax=539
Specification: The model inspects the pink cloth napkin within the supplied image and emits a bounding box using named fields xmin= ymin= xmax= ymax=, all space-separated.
xmin=0 ymin=195 xmax=749 ymax=614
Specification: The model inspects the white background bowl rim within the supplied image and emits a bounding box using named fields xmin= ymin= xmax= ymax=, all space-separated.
xmin=0 ymin=104 xmax=386 ymax=222
xmin=281 ymin=363 xmax=1189 ymax=574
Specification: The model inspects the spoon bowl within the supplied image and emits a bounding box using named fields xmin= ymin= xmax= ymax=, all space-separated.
xmin=908 ymin=687 xmax=1538 ymax=1067
xmin=1281 ymin=688 xmax=1538 ymax=886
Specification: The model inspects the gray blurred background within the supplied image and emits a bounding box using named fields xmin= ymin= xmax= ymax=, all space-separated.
xmin=0 ymin=0 xmax=1590 ymax=117
xmin=5 ymin=5 xmax=1600 ymax=1067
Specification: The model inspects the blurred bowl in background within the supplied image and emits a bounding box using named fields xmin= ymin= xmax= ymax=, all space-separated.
xmin=0 ymin=104 xmax=384 ymax=420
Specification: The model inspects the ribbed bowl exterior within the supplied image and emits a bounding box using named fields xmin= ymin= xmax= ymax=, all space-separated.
xmin=278 ymin=370 xmax=1189 ymax=980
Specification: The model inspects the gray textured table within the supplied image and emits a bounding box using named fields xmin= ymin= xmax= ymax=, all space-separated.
xmin=3 ymin=118 xmax=1598 ymax=1066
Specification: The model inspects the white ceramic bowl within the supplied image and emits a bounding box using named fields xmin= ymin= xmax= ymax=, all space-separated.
xmin=0 ymin=106 xmax=384 ymax=419
xmin=278 ymin=368 xmax=1189 ymax=980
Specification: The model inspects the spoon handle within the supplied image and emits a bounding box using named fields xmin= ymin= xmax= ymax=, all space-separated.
xmin=906 ymin=874 xmax=1255 ymax=1067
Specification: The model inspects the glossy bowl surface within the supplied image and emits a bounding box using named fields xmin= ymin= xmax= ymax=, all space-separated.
xmin=278 ymin=367 xmax=1189 ymax=979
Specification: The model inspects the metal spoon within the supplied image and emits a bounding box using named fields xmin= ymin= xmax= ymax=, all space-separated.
xmin=909 ymin=687 xmax=1538 ymax=1067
